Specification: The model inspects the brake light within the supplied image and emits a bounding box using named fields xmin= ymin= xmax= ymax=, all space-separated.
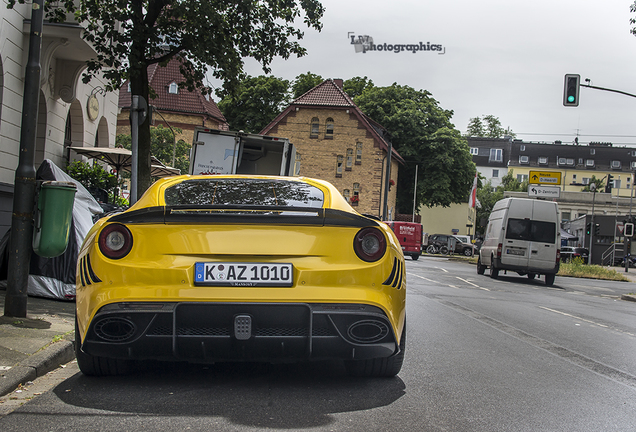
xmin=556 ymin=249 xmax=561 ymax=263
xmin=354 ymin=227 xmax=387 ymax=262
xmin=98 ymin=223 xmax=133 ymax=259
xmin=497 ymin=243 xmax=502 ymax=258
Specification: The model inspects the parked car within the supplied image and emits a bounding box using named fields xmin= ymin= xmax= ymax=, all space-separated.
xmin=560 ymin=246 xmax=589 ymax=263
xmin=75 ymin=175 xmax=406 ymax=377
xmin=452 ymin=235 xmax=477 ymax=256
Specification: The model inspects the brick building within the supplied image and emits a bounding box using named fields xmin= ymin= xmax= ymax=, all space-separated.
xmin=117 ymin=58 xmax=228 ymax=144
xmin=260 ymin=79 xmax=403 ymax=219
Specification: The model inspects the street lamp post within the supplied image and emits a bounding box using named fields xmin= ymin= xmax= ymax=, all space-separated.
xmin=588 ymin=183 xmax=596 ymax=265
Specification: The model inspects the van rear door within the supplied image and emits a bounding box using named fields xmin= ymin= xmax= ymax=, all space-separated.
xmin=528 ymin=204 xmax=558 ymax=269
xmin=501 ymin=199 xmax=532 ymax=268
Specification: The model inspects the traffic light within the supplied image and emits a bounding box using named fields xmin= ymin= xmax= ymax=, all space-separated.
xmin=594 ymin=223 xmax=600 ymax=235
xmin=563 ymin=74 xmax=580 ymax=107
xmin=586 ymin=222 xmax=591 ymax=236
xmin=605 ymin=174 xmax=613 ymax=193
xmin=625 ymin=223 xmax=634 ymax=237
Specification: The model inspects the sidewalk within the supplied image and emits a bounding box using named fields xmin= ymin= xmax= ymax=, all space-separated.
xmin=0 ymin=292 xmax=76 ymax=396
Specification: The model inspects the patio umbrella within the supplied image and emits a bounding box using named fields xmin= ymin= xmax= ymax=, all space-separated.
xmin=69 ymin=146 xmax=180 ymax=178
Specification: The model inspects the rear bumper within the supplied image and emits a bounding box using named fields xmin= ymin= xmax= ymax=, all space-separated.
xmin=80 ymin=302 xmax=399 ymax=363
xmin=493 ymin=258 xmax=560 ymax=275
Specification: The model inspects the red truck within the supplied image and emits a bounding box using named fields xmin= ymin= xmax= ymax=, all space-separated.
xmin=385 ymin=221 xmax=423 ymax=260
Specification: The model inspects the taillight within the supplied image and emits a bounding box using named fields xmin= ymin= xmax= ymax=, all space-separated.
xmin=98 ymin=223 xmax=133 ymax=259
xmin=497 ymin=243 xmax=502 ymax=258
xmin=354 ymin=227 xmax=387 ymax=262
xmin=556 ymin=249 xmax=561 ymax=263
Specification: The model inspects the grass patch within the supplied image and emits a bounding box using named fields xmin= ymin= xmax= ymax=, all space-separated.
xmin=558 ymin=258 xmax=630 ymax=281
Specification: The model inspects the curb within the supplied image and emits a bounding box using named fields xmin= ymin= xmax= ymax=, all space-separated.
xmin=621 ymin=294 xmax=636 ymax=302
xmin=0 ymin=340 xmax=75 ymax=397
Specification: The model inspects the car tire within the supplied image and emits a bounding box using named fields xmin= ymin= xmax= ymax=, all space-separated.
xmin=476 ymin=256 xmax=486 ymax=275
xmin=489 ymin=256 xmax=499 ymax=279
xmin=411 ymin=254 xmax=419 ymax=261
xmin=527 ymin=273 xmax=536 ymax=280
xmin=463 ymin=248 xmax=472 ymax=257
xmin=545 ymin=273 xmax=555 ymax=286
xmin=75 ymin=315 xmax=133 ymax=376
xmin=345 ymin=324 xmax=406 ymax=378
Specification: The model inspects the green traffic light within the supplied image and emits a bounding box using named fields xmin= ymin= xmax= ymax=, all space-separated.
xmin=567 ymin=95 xmax=575 ymax=103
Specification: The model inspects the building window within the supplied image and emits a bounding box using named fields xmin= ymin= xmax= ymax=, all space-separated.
xmin=352 ymin=183 xmax=360 ymax=206
xmin=310 ymin=117 xmax=319 ymax=138
xmin=492 ymin=169 xmax=499 ymax=178
xmin=572 ymin=174 xmax=577 ymax=182
xmin=567 ymin=158 xmax=574 ymax=165
xmin=614 ymin=179 xmax=622 ymax=189
xmin=590 ymin=148 xmax=595 ymax=155
xmin=538 ymin=156 xmax=548 ymax=165
xmin=586 ymin=159 xmax=595 ymax=167
xmin=470 ymin=147 xmax=478 ymax=155
xmin=520 ymin=145 xmax=526 ymax=151
xmin=578 ymin=158 xmax=583 ymax=164
xmin=582 ymin=177 xmax=590 ymax=185
xmin=343 ymin=189 xmax=350 ymax=202
xmin=336 ymin=155 xmax=343 ymax=177
xmin=632 ymin=161 xmax=636 ymax=170
xmin=612 ymin=160 xmax=621 ymax=169
xmin=632 ymin=150 xmax=636 ymax=157
xmin=168 ymin=82 xmax=178 ymax=94
xmin=356 ymin=142 xmax=362 ymax=164
xmin=517 ymin=174 xmax=528 ymax=182
xmin=127 ymin=82 xmax=131 ymax=92
xmin=325 ymin=118 xmax=334 ymax=139
xmin=519 ymin=155 xmax=529 ymax=164
xmin=346 ymin=148 xmax=353 ymax=170
xmin=489 ymin=148 xmax=503 ymax=162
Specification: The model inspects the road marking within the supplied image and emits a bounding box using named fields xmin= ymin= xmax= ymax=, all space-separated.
xmin=437 ymin=267 xmax=449 ymax=273
xmin=408 ymin=273 xmax=438 ymax=284
xmin=456 ymin=277 xmax=490 ymax=291
xmin=539 ymin=306 xmax=608 ymax=328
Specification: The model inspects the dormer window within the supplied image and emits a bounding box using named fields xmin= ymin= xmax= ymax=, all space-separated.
xmin=586 ymin=159 xmax=595 ymax=167
xmin=611 ymin=160 xmax=621 ymax=169
xmin=168 ymin=82 xmax=178 ymax=94
xmin=538 ymin=156 xmax=548 ymax=165
xmin=519 ymin=155 xmax=529 ymax=164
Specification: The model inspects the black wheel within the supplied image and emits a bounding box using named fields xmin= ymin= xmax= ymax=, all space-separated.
xmin=527 ymin=273 xmax=536 ymax=280
xmin=345 ymin=324 xmax=406 ymax=378
xmin=476 ymin=256 xmax=486 ymax=275
xmin=545 ymin=273 xmax=555 ymax=286
xmin=75 ymin=315 xmax=132 ymax=376
xmin=463 ymin=248 xmax=472 ymax=257
xmin=489 ymin=256 xmax=499 ymax=279
xmin=411 ymin=254 xmax=419 ymax=261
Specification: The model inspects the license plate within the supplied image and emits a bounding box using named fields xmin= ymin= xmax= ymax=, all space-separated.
xmin=194 ymin=262 xmax=293 ymax=287
xmin=506 ymin=249 xmax=525 ymax=256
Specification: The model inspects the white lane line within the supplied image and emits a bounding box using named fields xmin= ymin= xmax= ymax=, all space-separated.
xmin=437 ymin=267 xmax=449 ymax=273
xmin=408 ymin=273 xmax=438 ymax=284
xmin=539 ymin=306 xmax=609 ymax=328
xmin=455 ymin=277 xmax=490 ymax=291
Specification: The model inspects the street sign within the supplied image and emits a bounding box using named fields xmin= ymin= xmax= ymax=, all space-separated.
xmin=529 ymin=171 xmax=562 ymax=185
xmin=528 ymin=185 xmax=561 ymax=198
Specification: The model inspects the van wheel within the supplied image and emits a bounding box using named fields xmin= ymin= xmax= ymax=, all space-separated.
xmin=476 ymin=257 xmax=486 ymax=275
xmin=412 ymin=254 xmax=419 ymax=261
xmin=545 ymin=274 xmax=555 ymax=286
xmin=489 ymin=256 xmax=499 ymax=278
xmin=527 ymin=273 xmax=536 ymax=280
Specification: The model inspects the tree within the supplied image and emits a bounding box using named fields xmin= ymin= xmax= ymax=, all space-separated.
xmin=18 ymin=0 xmax=325 ymax=198
xmin=466 ymin=117 xmax=484 ymax=137
xmin=581 ymin=175 xmax=606 ymax=192
xmin=343 ymin=76 xmax=374 ymax=99
xmin=217 ymin=75 xmax=290 ymax=133
xmin=116 ymin=125 xmax=191 ymax=175
xmin=466 ymin=115 xmax=516 ymax=139
xmin=291 ymin=72 xmax=324 ymax=99
xmin=65 ymin=160 xmax=125 ymax=204
xmin=354 ymin=84 xmax=475 ymax=212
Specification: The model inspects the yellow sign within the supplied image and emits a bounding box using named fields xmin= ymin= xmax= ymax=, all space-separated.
xmin=529 ymin=171 xmax=562 ymax=185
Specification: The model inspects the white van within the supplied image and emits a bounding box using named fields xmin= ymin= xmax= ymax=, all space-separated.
xmin=477 ymin=198 xmax=560 ymax=286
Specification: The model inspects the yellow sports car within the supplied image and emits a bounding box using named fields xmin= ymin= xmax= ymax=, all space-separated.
xmin=75 ymin=175 xmax=406 ymax=377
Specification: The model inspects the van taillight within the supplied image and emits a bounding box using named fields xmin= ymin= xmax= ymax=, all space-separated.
xmin=497 ymin=243 xmax=502 ymax=258
xmin=556 ymin=249 xmax=561 ymax=263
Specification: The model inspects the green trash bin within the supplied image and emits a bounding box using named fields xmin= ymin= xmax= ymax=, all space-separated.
xmin=32 ymin=181 xmax=77 ymax=258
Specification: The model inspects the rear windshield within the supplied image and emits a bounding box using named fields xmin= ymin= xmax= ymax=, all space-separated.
xmin=505 ymin=218 xmax=556 ymax=244
xmin=164 ymin=178 xmax=324 ymax=208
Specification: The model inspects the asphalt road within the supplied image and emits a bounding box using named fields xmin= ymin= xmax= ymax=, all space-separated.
xmin=1 ymin=257 xmax=635 ymax=431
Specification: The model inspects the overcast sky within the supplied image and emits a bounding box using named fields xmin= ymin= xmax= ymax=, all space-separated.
xmin=212 ymin=0 xmax=636 ymax=146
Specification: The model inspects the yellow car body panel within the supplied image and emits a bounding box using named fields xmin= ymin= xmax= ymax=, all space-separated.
xmin=75 ymin=175 xmax=406 ymax=375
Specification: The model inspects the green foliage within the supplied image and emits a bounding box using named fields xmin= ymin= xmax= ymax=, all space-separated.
xmin=581 ymin=175 xmax=606 ymax=192
xmin=343 ymin=76 xmax=374 ymax=99
xmin=116 ymin=125 xmax=190 ymax=175
xmin=466 ymin=115 xmax=515 ymax=139
xmin=558 ymin=260 xmax=629 ymax=281
xmin=353 ymin=83 xmax=475 ymax=212
xmin=65 ymin=160 xmax=118 ymax=190
xmin=291 ymin=72 xmax=323 ymax=99
xmin=217 ymin=75 xmax=290 ymax=133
